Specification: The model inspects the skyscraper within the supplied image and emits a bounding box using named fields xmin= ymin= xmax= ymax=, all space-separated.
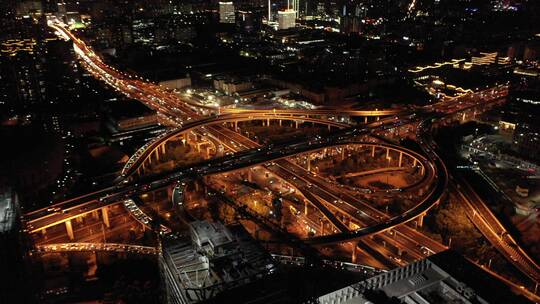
xmin=292 ymin=0 xmax=299 ymax=18
xmin=236 ymin=9 xmax=263 ymax=33
xmin=0 ymin=188 xmax=30 ymax=303
xmin=277 ymin=9 xmax=296 ymax=29
xmin=219 ymin=2 xmax=235 ymax=24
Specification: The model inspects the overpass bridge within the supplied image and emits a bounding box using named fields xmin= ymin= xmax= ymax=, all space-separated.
xmin=220 ymin=108 xmax=402 ymax=122
xmin=25 ymin=139 xmax=437 ymax=239
xmin=33 ymin=242 xmax=158 ymax=255
xmin=120 ymin=112 xmax=351 ymax=178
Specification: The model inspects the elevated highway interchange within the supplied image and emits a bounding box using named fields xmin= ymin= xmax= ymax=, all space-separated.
xmin=32 ymin=17 xmax=540 ymax=293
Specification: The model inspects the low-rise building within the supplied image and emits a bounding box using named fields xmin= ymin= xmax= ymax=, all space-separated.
xmin=159 ymin=76 xmax=192 ymax=90
xmin=213 ymin=77 xmax=253 ymax=95
xmin=107 ymin=99 xmax=159 ymax=132
xmin=314 ymin=250 xmax=531 ymax=304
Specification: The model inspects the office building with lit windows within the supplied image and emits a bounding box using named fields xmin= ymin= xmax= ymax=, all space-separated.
xmin=277 ymin=9 xmax=296 ymax=30
xmin=219 ymin=2 xmax=235 ymax=24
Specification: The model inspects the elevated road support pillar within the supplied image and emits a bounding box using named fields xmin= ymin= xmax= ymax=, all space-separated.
xmin=364 ymin=116 xmax=368 ymax=124
xmin=371 ymin=145 xmax=376 ymax=158
xmin=102 ymin=207 xmax=110 ymax=228
xmin=398 ymin=152 xmax=403 ymax=167
xmin=65 ymin=220 xmax=74 ymax=240
xmin=417 ymin=213 xmax=424 ymax=228
xmin=161 ymin=143 xmax=166 ymax=154
xmin=351 ymin=241 xmax=359 ymax=263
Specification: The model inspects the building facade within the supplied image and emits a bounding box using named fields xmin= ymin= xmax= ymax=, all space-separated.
xmin=219 ymin=2 xmax=235 ymax=24
xmin=278 ymin=9 xmax=296 ymax=30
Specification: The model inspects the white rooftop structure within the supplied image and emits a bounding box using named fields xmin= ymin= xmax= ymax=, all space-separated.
xmin=161 ymin=221 xmax=276 ymax=304
xmin=189 ymin=220 xmax=234 ymax=257
xmin=316 ymin=251 xmax=530 ymax=304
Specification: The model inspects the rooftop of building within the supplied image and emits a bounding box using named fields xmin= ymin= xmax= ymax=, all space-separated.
xmin=316 ymin=250 xmax=531 ymax=304
xmin=498 ymin=98 xmax=539 ymax=127
xmin=189 ymin=220 xmax=234 ymax=252
xmin=107 ymin=99 xmax=156 ymax=121
xmin=162 ymin=221 xmax=276 ymax=303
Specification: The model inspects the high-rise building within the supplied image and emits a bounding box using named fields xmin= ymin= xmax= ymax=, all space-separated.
xmin=292 ymin=0 xmax=299 ymax=17
xmin=341 ymin=15 xmax=362 ymax=34
xmin=219 ymin=2 xmax=235 ymax=23
xmin=0 ymin=35 xmax=46 ymax=116
xmin=160 ymin=221 xmax=276 ymax=304
xmin=0 ymin=188 xmax=30 ymax=303
xmin=340 ymin=2 xmax=363 ymax=35
xmin=236 ymin=8 xmax=263 ymax=32
xmin=277 ymin=9 xmax=296 ymax=29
